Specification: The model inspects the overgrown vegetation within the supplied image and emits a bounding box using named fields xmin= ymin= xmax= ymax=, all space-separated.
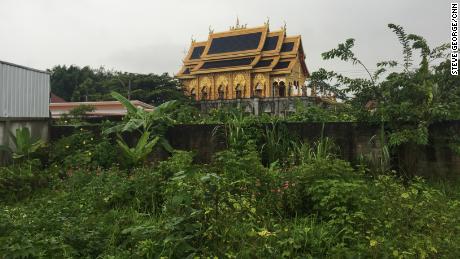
xmin=2 ymin=143 xmax=460 ymax=257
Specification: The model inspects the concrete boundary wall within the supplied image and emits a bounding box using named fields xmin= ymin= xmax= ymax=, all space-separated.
xmin=49 ymin=121 xmax=460 ymax=178
xmin=165 ymin=121 xmax=460 ymax=177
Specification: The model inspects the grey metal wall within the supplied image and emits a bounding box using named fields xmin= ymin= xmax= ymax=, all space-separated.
xmin=0 ymin=60 xmax=50 ymax=118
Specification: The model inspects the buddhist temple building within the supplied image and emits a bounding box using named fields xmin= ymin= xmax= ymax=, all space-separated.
xmin=176 ymin=22 xmax=310 ymax=101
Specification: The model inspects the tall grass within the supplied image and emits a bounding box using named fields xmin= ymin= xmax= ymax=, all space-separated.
xmin=292 ymin=137 xmax=337 ymax=165
xmin=212 ymin=110 xmax=249 ymax=149
xmin=359 ymin=122 xmax=391 ymax=175
xmin=261 ymin=122 xmax=338 ymax=166
xmin=260 ymin=119 xmax=298 ymax=166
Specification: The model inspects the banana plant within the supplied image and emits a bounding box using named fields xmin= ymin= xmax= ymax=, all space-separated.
xmin=116 ymin=131 xmax=159 ymax=166
xmin=0 ymin=127 xmax=45 ymax=161
xmin=102 ymin=91 xmax=178 ymax=167
xmin=104 ymin=91 xmax=177 ymax=135
xmin=103 ymin=91 xmax=176 ymax=153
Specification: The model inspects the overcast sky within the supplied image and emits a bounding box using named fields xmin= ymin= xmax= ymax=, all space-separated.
xmin=0 ymin=0 xmax=451 ymax=78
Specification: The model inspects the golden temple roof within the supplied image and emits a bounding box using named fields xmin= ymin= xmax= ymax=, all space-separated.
xmin=176 ymin=24 xmax=309 ymax=78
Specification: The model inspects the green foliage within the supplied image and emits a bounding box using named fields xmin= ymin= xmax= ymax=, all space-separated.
xmin=0 ymin=127 xmax=45 ymax=162
xmin=68 ymin=104 xmax=95 ymax=119
xmin=287 ymin=102 xmax=356 ymax=122
xmin=116 ymin=132 xmax=159 ymax=167
xmin=2 ymin=147 xmax=460 ymax=258
xmin=315 ymin=23 xmax=459 ymax=174
xmin=49 ymin=129 xmax=118 ymax=169
xmin=0 ymin=164 xmax=54 ymax=202
xmin=49 ymin=65 xmax=186 ymax=105
xmin=103 ymin=91 xmax=178 ymax=166
xmin=260 ymin=120 xmax=297 ymax=166
xmin=358 ymin=123 xmax=392 ymax=175
xmin=105 ymin=91 xmax=178 ymax=135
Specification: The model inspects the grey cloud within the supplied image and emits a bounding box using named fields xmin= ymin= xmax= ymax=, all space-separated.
xmin=0 ymin=0 xmax=451 ymax=77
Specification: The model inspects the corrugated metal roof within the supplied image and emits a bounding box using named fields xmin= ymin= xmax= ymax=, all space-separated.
xmin=0 ymin=60 xmax=50 ymax=74
xmin=0 ymin=60 xmax=50 ymax=118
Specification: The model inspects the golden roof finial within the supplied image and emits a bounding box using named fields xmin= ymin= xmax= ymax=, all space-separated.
xmin=264 ymin=17 xmax=270 ymax=27
xmin=230 ymin=16 xmax=246 ymax=30
xmin=208 ymin=25 xmax=214 ymax=34
xmin=191 ymin=35 xmax=196 ymax=43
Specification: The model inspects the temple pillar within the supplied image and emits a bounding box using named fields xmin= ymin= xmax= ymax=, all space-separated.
xmin=253 ymin=97 xmax=259 ymax=116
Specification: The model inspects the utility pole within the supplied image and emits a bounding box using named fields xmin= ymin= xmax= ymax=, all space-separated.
xmin=116 ymin=76 xmax=131 ymax=100
xmin=128 ymin=79 xmax=131 ymax=100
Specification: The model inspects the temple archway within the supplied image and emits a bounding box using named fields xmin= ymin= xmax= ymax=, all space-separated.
xmin=199 ymin=76 xmax=211 ymax=100
xmin=255 ymin=83 xmax=263 ymax=97
xmin=201 ymin=87 xmax=208 ymax=100
xmin=272 ymin=82 xmax=278 ymax=97
xmin=253 ymin=74 xmax=266 ymax=98
xmin=216 ymin=76 xmax=229 ymax=99
xmin=190 ymin=88 xmax=196 ymax=100
xmin=218 ymin=85 xmax=225 ymax=100
xmin=233 ymin=74 xmax=246 ymax=98
xmin=235 ymin=84 xmax=243 ymax=99
xmin=279 ymin=81 xmax=286 ymax=97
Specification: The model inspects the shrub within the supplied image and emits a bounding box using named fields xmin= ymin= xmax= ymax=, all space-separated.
xmin=0 ymin=164 xmax=56 ymax=202
xmin=49 ymin=129 xmax=118 ymax=170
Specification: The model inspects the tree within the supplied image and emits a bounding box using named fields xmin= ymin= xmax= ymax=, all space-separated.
xmin=49 ymin=65 xmax=186 ymax=105
xmin=317 ymin=23 xmax=458 ymax=174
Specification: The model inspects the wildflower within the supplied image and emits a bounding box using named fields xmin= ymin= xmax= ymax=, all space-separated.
xmin=65 ymin=145 xmax=70 ymax=149
xmin=401 ymin=192 xmax=410 ymax=199
xmin=88 ymin=152 xmax=92 ymax=156
xmin=257 ymin=229 xmax=274 ymax=237
xmin=283 ymin=181 xmax=290 ymax=189
xmin=83 ymin=141 xmax=86 ymax=145
xmin=370 ymin=240 xmax=378 ymax=247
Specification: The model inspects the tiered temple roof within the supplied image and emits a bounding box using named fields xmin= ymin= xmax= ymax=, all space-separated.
xmin=176 ymin=24 xmax=309 ymax=79
xmin=176 ymin=23 xmax=310 ymax=100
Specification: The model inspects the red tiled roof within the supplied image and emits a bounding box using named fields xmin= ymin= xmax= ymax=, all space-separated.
xmin=50 ymin=93 xmax=66 ymax=103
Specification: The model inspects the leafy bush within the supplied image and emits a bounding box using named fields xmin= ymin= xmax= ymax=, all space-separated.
xmin=0 ymin=164 xmax=55 ymax=202
xmin=49 ymin=129 xmax=118 ymax=170
xmin=1 ymin=147 xmax=460 ymax=257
